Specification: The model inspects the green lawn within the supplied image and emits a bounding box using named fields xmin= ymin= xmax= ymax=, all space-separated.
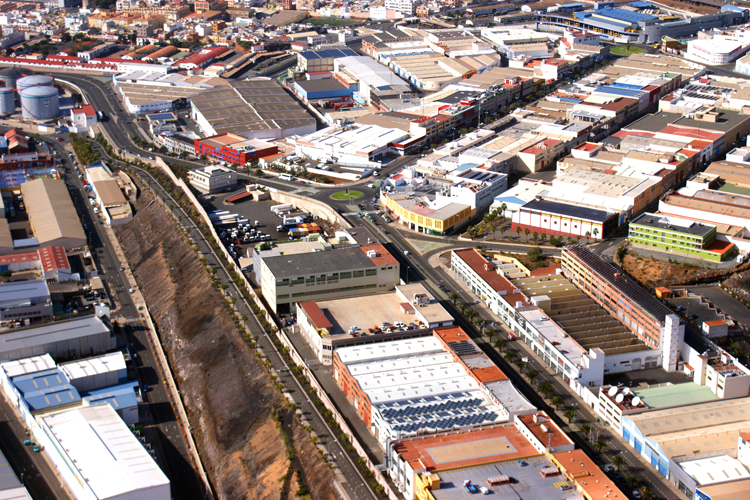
xmin=610 ymin=45 xmax=647 ymax=56
xmin=308 ymin=18 xmax=361 ymax=26
xmin=331 ymin=190 xmax=363 ymax=201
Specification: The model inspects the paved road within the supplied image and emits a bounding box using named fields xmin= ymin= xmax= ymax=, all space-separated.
xmin=46 ymin=140 xmax=205 ymax=500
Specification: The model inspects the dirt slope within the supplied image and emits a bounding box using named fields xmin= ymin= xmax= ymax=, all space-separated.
xmin=114 ymin=187 xmax=289 ymax=500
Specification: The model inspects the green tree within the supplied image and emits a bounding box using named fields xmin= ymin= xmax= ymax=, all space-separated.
xmin=593 ymin=227 xmax=599 ymax=240
xmin=580 ymin=423 xmax=591 ymax=440
xmin=532 ymin=231 xmax=539 ymax=243
xmin=537 ymin=380 xmax=554 ymax=399
xmin=642 ymin=489 xmax=655 ymax=500
xmin=484 ymin=329 xmax=496 ymax=343
xmin=540 ymin=233 xmax=547 ymax=245
xmin=616 ymin=245 xmax=628 ymax=264
xmin=457 ymin=303 xmax=468 ymax=314
xmin=514 ymin=359 xmax=527 ymax=373
xmin=585 ymin=230 xmax=591 ymax=243
xmin=626 ymin=476 xmax=641 ymax=489
xmin=593 ymin=438 xmax=607 ymax=453
xmin=551 ymin=395 xmax=565 ymax=410
xmin=527 ymin=246 xmax=544 ymax=262
xmin=465 ymin=308 xmax=479 ymax=325
xmin=516 ymin=226 xmax=522 ymax=241
xmin=564 ymin=409 xmax=576 ymax=423
xmin=504 ymin=350 xmax=518 ymax=362
xmin=449 ymin=292 xmax=460 ymax=305
xmin=493 ymin=338 xmax=506 ymax=351
xmin=499 ymin=225 xmax=506 ymax=239
xmin=610 ymin=454 xmax=626 ymax=472
xmin=524 ymin=228 xmax=530 ymax=242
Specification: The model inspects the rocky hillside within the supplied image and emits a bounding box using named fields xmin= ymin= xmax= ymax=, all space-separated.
xmin=114 ymin=185 xmax=290 ymax=499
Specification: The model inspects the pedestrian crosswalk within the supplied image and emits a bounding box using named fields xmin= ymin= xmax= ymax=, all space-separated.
xmin=123 ymin=316 xmax=143 ymax=324
xmin=553 ymin=480 xmax=570 ymax=490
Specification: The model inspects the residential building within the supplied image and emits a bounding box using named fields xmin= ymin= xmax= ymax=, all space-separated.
xmin=628 ymin=212 xmax=735 ymax=262
xmin=384 ymin=0 xmax=415 ymax=15
xmin=187 ymin=165 xmax=236 ymax=194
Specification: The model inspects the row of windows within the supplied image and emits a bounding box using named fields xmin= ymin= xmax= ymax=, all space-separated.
xmin=276 ymin=269 xmax=377 ymax=286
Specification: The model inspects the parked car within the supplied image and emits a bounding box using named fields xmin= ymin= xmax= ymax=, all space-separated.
xmin=463 ymin=481 xmax=478 ymax=493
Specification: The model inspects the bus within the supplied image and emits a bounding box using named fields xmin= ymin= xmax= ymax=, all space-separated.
xmin=279 ymin=173 xmax=294 ymax=181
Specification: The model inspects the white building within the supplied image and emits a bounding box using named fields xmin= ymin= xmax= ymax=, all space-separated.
xmin=188 ymin=165 xmax=237 ymax=194
xmin=37 ymin=405 xmax=170 ymax=500
xmin=295 ymin=124 xmax=410 ymax=168
xmin=384 ymin=0 xmax=416 ymax=15
xmin=443 ymin=169 xmax=508 ymax=210
xmin=70 ymin=105 xmax=97 ymax=130
xmin=59 ymin=352 xmax=127 ymax=392
xmin=686 ymin=38 xmax=748 ymax=65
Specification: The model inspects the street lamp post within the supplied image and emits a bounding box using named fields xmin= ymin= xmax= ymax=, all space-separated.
xmin=406 ymin=266 xmax=410 ymax=284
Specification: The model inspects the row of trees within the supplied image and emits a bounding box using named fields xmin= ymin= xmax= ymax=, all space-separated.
xmin=466 ymin=224 xmax=600 ymax=245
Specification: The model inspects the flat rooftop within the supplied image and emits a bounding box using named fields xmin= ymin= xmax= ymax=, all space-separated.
xmin=680 ymin=455 xmax=750 ymax=487
xmin=631 ymin=212 xmax=715 ymax=237
xmin=392 ymin=424 xmax=539 ymax=472
xmin=41 ymin=405 xmax=169 ymax=499
xmin=632 ymin=382 xmax=720 ymax=409
xmin=431 ymin=456 xmax=574 ymax=500
xmin=697 ymin=478 xmax=750 ymax=500
xmin=264 ymin=246 xmax=386 ymax=278
xmin=307 ymin=283 xmax=451 ymax=337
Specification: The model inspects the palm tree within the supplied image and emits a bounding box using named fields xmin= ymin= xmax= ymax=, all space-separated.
xmin=499 ymin=203 xmax=507 ymax=217
xmin=484 ymin=329 xmax=497 ymax=342
xmin=641 ymin=489 xmax=655 ymax=500
xmin=514 ymin=359 xmax=527 ymax=373
xmin=611 ymin=454 xmax=626 ymax=472
xmin=593 ymin=227 xmax=599 ymax=240
xmin=504 ymin=350 xmax=518 ymax=362
xmin=567 ymin=236 xmax=574 ymax=245
xmin=564 ymin=409 xmax=576 ymax=423
xmin=458 ymin=303 xmax=468 ymax=314
xmin=626 ymin=476 xmax=641 ymax=489
xmin=465 ymin=309 xmax=479 ymax=325
xmin=449 ymin=292 xmax=460 ymax=305
xmin=499 ymin=226 xmax=506 ymax=239
xmin=585 ymin=230 xmax=591 ymax=243
xmin=525 ymin=369 xmax=538 ymax=383
xmin=494 ymin=338 xmax=506 ymax=351
xmin=580 ymin=423 xmax=592 ymax=440
xmin=537 ymin=380 xmax=554 ymax=399
xmin=532 ymin=231 xmax=539 ymax=243
xmin=540 ymin=233 xmax=547 ymax=245
xmin=516 ymin=226 xmax=522 ymax=241
xmin=551 ymin=395 xmax=565 ymax=410
xmin=593 ymin=438 xmax=607 ymax=453
xmin=524 ymin=227 xmax=530 ymax=242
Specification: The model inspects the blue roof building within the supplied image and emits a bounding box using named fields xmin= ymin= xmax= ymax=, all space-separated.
xmin=12 ymin=368 xmax=68 ymax=395
xmin=23 ymin=384 xmax=81 ymax=412
xmin=83 ymin=381 xmax=139 ymax=424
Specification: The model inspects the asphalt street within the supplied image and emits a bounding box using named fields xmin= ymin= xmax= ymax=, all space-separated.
xmin=46 ymin=139 xmax=205 ymax=500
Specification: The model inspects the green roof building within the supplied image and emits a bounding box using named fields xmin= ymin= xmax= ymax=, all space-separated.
xmin=628 ymin=213 xmax=734 ymax=262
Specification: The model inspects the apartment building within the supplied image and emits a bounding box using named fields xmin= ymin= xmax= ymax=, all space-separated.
xmin=561 ymin=245 xmax=683 ymax=371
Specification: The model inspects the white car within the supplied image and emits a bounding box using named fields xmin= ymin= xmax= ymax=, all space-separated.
xmin=128 ymin=288 xmax=135 ymax=293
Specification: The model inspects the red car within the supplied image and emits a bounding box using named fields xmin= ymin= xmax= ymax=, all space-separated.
xmin=56 ymin=137 xmax=64 ymax=141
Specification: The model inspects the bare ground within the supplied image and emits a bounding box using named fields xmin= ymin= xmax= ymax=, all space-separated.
xmin=113 ymin=185 xmax=289 ymax=500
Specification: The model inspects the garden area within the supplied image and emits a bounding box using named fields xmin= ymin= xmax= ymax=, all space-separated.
xmin=610 ymin=45 xmax=647 ymax=56
xmin=331 ymin=190 xmax=363 ymax=201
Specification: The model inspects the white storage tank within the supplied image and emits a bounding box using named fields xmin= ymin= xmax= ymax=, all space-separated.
xmin=0 ymin=87 xmax=14 ymax=115
xmin=20 ymin=86 xmax=58 ymax=121
xmin=0 ymin=67 xmax=31 ymax=90
xmin=16 ymin=74 xmax=54 ymax=91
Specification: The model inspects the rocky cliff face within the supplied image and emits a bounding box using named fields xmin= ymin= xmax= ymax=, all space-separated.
xmin=114 ymin=187 xmax=289 ymax=500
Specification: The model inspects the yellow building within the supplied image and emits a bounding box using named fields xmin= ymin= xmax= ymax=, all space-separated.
xmin=381 ymin=191 xmax=474 ymax=236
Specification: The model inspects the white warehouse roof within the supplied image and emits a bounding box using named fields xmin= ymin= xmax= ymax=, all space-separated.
xmin=41 ymin=405 xmax=170 ymax=499
xmin=335 ymin=55 xmax=409 ymax=90
xmin=0 ymin=354 xmax=55 ymax=378
xmin=335 ymin=336 xmax=444 ymax=365
xmin=59 ymin=352 xmax=126 ymax=381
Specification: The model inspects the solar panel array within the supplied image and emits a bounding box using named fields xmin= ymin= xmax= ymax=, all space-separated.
xmin=448 ymin=340 xmax=481 ymax=355
xmin=390 ymin=410 xmax=498 ymax=434
xmin=376 ymin=391 xmax=502 ymax=435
